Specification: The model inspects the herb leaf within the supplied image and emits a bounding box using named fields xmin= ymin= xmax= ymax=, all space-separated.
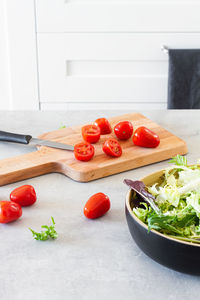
xmin=169 ymin=154 xmax=187 ymax=166
xmin=147 ymin=211 xmax=199 ymax=236
xmin=29 ymin=217 xmax=58 ymax=241
xmin=59 ymin=124 xmax=66 ymax=129
xmin=147 ymin=212 xmax=183 ymax=235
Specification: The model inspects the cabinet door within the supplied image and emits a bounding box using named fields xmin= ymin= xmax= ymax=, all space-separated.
xmin=36 ymin=1 xmax=200 ymax=33
xmin=38 ymin=33 xmax=200 ymax=105
xmin=38 ymin=33 xmax=168 ymax=104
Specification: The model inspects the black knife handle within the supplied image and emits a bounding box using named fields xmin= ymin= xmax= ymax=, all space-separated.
xmin=0 ymin=131 xmax=32 ymax=144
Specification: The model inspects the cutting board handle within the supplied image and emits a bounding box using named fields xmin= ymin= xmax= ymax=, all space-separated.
xmin=0 ymin=151 xmax=55 ymax=186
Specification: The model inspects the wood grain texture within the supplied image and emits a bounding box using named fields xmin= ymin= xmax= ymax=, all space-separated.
xmin=0 ymin=113 xmax=187 ymax=186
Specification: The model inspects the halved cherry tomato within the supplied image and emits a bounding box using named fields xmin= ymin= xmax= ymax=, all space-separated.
xmin=84 ymin=192 xmax=110 ymax=219
xmin=114 ymin=121 xmax=133 ymax=140
xmin=94 ymin=118 xmax=112 ymax=135
xmin=0 ymin=201 xmax=22 ymax=223
xmin=82 ymin=124 xmax=100 ymax=144
xmin=133 ymin=126 xmax=160 ymax=148
xmin=10 ymin=185 xmax=37 ymax=207
xmin=102 ymin=138 xmax=122 ymax=158
xmin=74 ymin=142 xmax=95 ymax=161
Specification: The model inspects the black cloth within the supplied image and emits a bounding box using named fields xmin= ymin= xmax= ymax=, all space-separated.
xmin=168 ymin=49 xmax=200 ymax=109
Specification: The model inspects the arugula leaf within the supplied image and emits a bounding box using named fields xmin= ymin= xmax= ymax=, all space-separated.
xmin=146 ymin=210 xmax=199 ymax=236
xmin=176 ymin=212 xmax=199 ymax=228
xmin=29 ymin=217 xmax=58 ymax=241
xmin=147 ymin=213 xmax=183 ymax=235
xmin=169 ymin=154 xmax=187 ymax=166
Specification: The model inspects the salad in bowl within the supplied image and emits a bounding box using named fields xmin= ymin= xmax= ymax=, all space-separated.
xmin=131 ymin=155 xmax=200 ymax=244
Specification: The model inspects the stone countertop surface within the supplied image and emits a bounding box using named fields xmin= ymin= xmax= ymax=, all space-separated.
xmin=0 ymin=110 xmax=200 ymax=300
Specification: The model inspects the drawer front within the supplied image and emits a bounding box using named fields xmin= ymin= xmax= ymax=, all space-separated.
xmin=38 ymin=33 xmax=200 ymax=104
xmin=36 ymin=1 xmax=200 ymax=32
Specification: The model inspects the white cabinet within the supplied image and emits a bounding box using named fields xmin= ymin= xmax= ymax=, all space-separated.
xmin=35 ymin=1 xmax=200 ymax=110
xmin=38 ymin=33 xmax=168 ymax=103
xmin=36 ymin=1 xmax=200 ymax=33
xmin=2 ymin=0 xmax=200 ymax=110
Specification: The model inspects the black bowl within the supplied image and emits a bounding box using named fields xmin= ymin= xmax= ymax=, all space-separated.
xmin=125 ymin=169 xmax=200 ymax=275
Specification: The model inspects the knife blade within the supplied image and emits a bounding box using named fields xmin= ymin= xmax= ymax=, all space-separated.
xmin=0 ymin=130 xmax=74 ymax=151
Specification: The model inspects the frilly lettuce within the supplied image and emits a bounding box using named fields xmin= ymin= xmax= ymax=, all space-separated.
xmin=186 ymin=192 xmax=200 ymax=214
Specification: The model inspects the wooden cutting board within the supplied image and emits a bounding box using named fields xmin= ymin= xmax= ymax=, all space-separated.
xmin=0 ymin=113 xmax=187 ymax=186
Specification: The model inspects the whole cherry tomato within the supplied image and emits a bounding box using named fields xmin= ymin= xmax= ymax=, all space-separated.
xmin=114 ymin=121 xmax=133 ymax=140
xmin=133 ymin=126 xmax=160 ymax=148
xmin=0 ymin=201 xmax=22 ymax=223
xmin=74 ymin=142 xmax=95 ymax=161
xmin=94 ymin=118 xmax=112 ymax=135
xmin=10 ymin=185 xmax=37 ymax=207
xmin=102 ymin=138 xmax=122 ymax=158
xmin=84 ymin=192 xmax=110 ymax=219
xmin=82 ymin=124 xmax=101 ymax=144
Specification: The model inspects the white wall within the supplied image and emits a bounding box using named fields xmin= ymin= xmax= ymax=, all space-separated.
xmin=2 ymin=1 xmax=200 ymax=110
xmin=0 ymin=0 xmax=11 ymax=109
xmin=0 ymin=0 xmax=39 ymax=110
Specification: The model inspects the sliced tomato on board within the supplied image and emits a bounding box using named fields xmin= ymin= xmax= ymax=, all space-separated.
xmin=74 ymin=142 xmax=95 ymax=162
xmin=102 ymin=138 xmax=122 ymax=158
xmin=84 ymin=192 xmax=111 ymax=219
xmin=133 ymin=126 xmax=160 ymax=148
xmin=10 ymin=185 xmax=37 ymax=207
xmin=0 ymin=201 xmax=22 ymax=223
xmin=114 ymin=121 xmax=133 ymax=140
xmin=94 ymin=118 xmax=112 ymax=135
xmin=82 ymin=124 xmax=101 ymax=144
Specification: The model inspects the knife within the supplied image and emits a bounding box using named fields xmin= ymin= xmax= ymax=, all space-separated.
xmin=0 ymin=131 xmax=74 ymax=151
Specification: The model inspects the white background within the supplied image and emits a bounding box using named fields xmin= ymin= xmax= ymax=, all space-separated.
xmin=1 ymin=0 xmax=200 ymax=111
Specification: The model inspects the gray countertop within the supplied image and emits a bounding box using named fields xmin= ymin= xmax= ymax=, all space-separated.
xmin=0 ymin=110 xmax=200 ymax=300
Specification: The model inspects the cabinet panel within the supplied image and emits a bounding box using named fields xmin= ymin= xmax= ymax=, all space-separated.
xmin=38 ymin=33 xmax=168 ymax=102
xmin=36 ymin=1 xmax=200 ymax=32
xmin=38 ymin=33 xmax=200 ymax=103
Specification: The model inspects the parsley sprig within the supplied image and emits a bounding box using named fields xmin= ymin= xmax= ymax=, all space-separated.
xmin=29 ymin=217 xmax=58 ymax=241
xmin=59 ymin=123 xmax=66 ymax=129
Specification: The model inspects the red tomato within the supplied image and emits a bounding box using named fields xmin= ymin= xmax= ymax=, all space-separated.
xmin=133 ymin=126 xmax=160 ymax=148
xmin=0 ymin=201 xmax=22 ymax=223
xmin=114 ymin=121 xmax=133 ymax=140
xmin=94 ymin=118 xmax=112 ymax=135
xmin=82 ymin=124 xmax=100 ymax=144
xmin=74 ymin=142 xmax=95 ymax=161
xmin=84 ymin=192 xmax=110 ymax=219
xmin=10 ymin=185 xmax=37 ymax=207
xmin=102 ymin=138 xmax=122 ymax=158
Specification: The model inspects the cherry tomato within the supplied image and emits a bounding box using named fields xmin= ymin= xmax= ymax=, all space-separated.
xmin=10 ymin=185 xmax=37 ymax=207
xmin=0 ymin=201 xmax=22 ymax=223
xmin=74 ymin=142 xmax=95 ymax=161
xmin=94 ymin=118 xmax=112 ymax=135
xmin=114 ymin=121 xmax=133 ymax=140
xmin=84 ymin=192 xmax=110 ymax=219
xmin=133 ymin=126 xmax=160 ymax=148
xmin=102 ymin=138 xmax=122 ymax=158
xmin=82 ymin=124 xmax=100 ymax=144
